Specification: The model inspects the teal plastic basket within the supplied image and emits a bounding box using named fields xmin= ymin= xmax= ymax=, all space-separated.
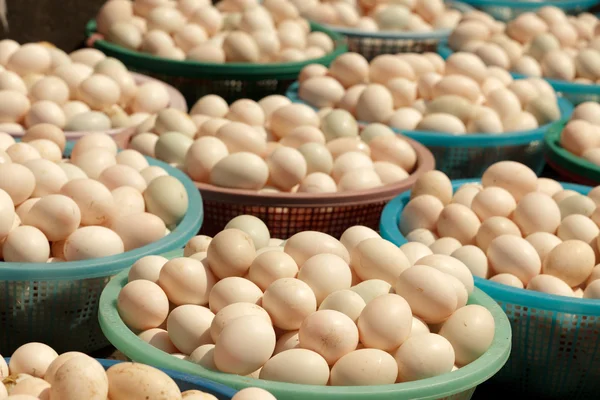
xmin=98 ymin=249 xmax=511 ymax=400
xmin=438 ymin=43 xmax=600 ymax=106
xmin=458 ymin=0 xmax=600 ymax=21
xmin=2 ymin=357 xmax=238 ymax=399
xmin=286 ymin=82 xmax=574 ymax=179
xmin=0 ymin=142 xmax=203 ymax=355
xmin=315 ymin=1 xmax=473 ymax=61
xmin=380 ymin=179 xmax=600 ymax=399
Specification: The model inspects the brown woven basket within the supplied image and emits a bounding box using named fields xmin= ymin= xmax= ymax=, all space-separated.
xmin=121 ymin=131 xmax=434 ymax=239
xmin=197 ymin=136 xmax=434 ymax=238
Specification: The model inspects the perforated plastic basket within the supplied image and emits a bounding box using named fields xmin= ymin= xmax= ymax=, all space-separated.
xmin=286 ymin=82 xmax=574 ymax=179
xmin=2 ymin=357 xmax=237 ymax=399
xmin=380 ymin=180 xmax=600 ymax=399
xmin=438 ymin=43 xmax=600 ymax=106
xmin=85 ymin=20 xmax=347 ymax=105
xmin=3 ymin=72 xmax=186 ymax=142
xmin=98 ymin=249 xmax=511 ymax=400
xmin=0 ymin=143 xmax=203 ymax=355
xmin=315 ymin=1 xmax=473 ymax=61
xmin=545 ymin=121 xmax=600 ymax=185
xmin=118 ymin=129 xmax=435 ymax=239
xmin=458 ymin=0 xmax=600 ymax=21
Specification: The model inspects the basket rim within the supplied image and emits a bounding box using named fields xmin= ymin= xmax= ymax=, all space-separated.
xmin=3 ymin=72 xmax=187 ymax=140
xmin=314 ymin=1 xmax=473 ymax=40
xmin=98 ymin=250 xmax=511 ymax=400
xmin=438 ymin=44 xmax=600 ymax=95
xmin=380 ymin=178 xmax=600 ymax=315
xmin=458 ymin=0 xmax=600 ymax=8
xmin=286 ymin=81 xmax=574 ymax=147
xmin=85 ymin=20 xmax=348 ymax=80
xmin=194 ymin=135 xmax=435 ymax=207
xmin=0 ymin=143 xmax=203 ymax=281
xmin=1 ymin=357 xmax=238 ymax=398
xmin=544 ymin=121 xmax=600 ymax=183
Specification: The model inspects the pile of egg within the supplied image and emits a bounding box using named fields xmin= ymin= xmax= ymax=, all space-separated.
xmin=297 ymin=0 xmax=462 ymax=32
xmin=0 ymin=41 xmax=174 ymax=133
xmin=118 ymin=214 xmax=496 ymax=386
xmin=0 ymin=342 xmax=275 ymax=399
xmin=399 ymin=162 xmax=600 ymax=299
xmin=0 ymin=129 xmax=188 ymax=263
xmin=448 ymin=7 xmax=600 ymax=84
xmin=97 ymin=0 xmax=336 ymax=63
xmin=128 ymin=97 xmax=417 ymax=193
xmin=560 ymin=102 xmax=600 ymax=166
xmin=297 ymin=50 xmax=562 ymax=134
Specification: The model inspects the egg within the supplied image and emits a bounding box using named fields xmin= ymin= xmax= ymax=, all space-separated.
xmin=144 ymin=175 xmax=189 ymax=227
xmin=63 ymin=226 xmax=125 ymax=261
xmin=49 ymin=356 xmax=108 ymax=400
xmin=487 ymin=235 xmax=541 ymax=285
xmin=259 ymin=349 xmax=329 ymax=385
xmin=394 ymin=333 xmax=455 ymax=382
xmin=247 ymin=250 xmax=298 ymax=290
xmin=166 ymin=304 xmax=215 ymax=354
xmin=298 ymin=310 xmax=358 ymax=365
xmin=356 ymin=84 xmax=394 ymax=123
xmin=24 ymin=194 xmax=81 ymax=241
xmin=118 ymin=279 xmax=169 ymax=331
xmin=106 ymin=362 xmax=181 ymax=400
xmin=475 ymin=216 xmax=522 ymax=253
xmin=357 ymin=293 xmax=412 ymax=351
xmin=213 ymin=315 xmax=276 ymax=375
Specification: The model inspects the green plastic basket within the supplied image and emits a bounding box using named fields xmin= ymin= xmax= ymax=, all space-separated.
xmin=313 ymin=1 xmax=473 ymax=61
xmin=0 ymin=144 xmax=203 ymax=355
xmin=544 ymin=121 xmax=600 ymax=186
xmin=98 ymin=249 xmax=511 ymax=400
xmin=85 ymin=20 xmax=347 ymax=105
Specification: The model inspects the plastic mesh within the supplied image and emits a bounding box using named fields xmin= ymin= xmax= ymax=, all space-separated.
xmin=345 ymin=36 xmax=441 ymax=61
xmin=491 ymin=301 xmax=600 ymax=399
xmin=426 ymin=140 xmax=544 ymax=179
xmin=122 ymin=67 xmax=297 ymax=105
xmin=0 ymin=276 xmax=112 ymax=354
xmin=199 ymin=199 xmax=388 ymax=239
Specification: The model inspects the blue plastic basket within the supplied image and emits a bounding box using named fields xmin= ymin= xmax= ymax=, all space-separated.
xmin=2 ymin=357 xmax=237 ymax=399
xmin=438 ymin=43 xmax=600 ymax=105
xmin=286 ymin=82 xmax=574 ymax=179
xmin=0 ymin=142 xmax=204 ymax=355
xmin=458 ymin=0 xmax=600 ymax=21
xmin=380 ymin=179 xmax=600 ymax=399
xmin=315 ymin=1 xmax=473 ymax=61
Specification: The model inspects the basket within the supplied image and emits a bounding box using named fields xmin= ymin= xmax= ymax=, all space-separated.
xmin=312 ymin=2 xmax=473 ymax=61
xmin=85 ymin=20 xmax=347 ymax=105
xmin=3 ymin=72 xmax=187 ymax=143
xmin=98 ymin=249 xmax=511 ymax=400
xmin=119 ymin=128 xmax=435 ymax=239
xmin=439 ymin=43 xmax=600 ymax=106
xmin=0 ymin=143 xmax=203 ymax=355
xmin=544 ymin=121 xmax=600 ymax=185
xmin=458 ymin=0 xmax=600 ymax=21
xmin=286 ymin=82 xmax=574 ymax=179
xmin=2 ymin=357 xmax=238 ymax=399
xmin=380 ymin=179 xmax=600 ymax=399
